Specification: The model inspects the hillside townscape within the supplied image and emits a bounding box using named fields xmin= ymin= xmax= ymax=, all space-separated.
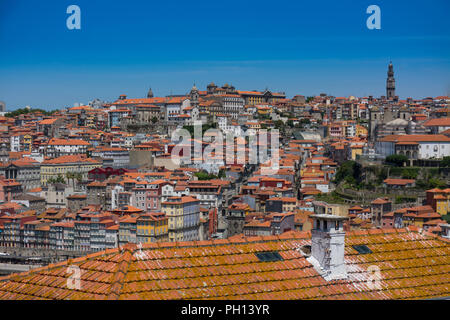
xmin=0 ymin=62 xmax=449 ymax=300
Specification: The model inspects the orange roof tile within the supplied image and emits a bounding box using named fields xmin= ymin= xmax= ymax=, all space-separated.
xmin=0 ymin=229 xmax=449 ymax=300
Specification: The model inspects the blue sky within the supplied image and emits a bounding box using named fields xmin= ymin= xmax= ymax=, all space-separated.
xmin=0 ymin=0 xmax=449 ymax=110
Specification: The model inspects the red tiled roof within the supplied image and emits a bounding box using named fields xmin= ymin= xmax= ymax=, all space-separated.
xmin=380 ymin=134 xmax=450 ymax=143
xmin=383 ymin=179 xmax=415 ymax=185
xmin=42 ymin=155 xmax=101 ymax=165
xmin=38 ymin=118 xmax=58 ymax=125
xmin=48 ymin=138 xmax=90 ymax=146
xmin=0 ymin=229 xmax=449 ymax=300
xmin=424 ymin=118 xmax=450 ymax=127
xmin=371 ymin=198 xmax=391 ymax=205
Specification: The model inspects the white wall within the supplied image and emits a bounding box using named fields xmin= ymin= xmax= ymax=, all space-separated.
xmin=418 ymin=142 xmax=450 ymax=159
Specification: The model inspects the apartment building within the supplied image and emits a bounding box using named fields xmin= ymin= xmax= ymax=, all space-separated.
xmin=40 ymin=154 xmax=102 ymax=186
xmin=136 ymin=212 xmax=169 ymax=244
xmin=161 ymin=196 xmax=200 ymax=242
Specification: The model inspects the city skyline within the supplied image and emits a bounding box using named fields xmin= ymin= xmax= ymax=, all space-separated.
xmin=1 ymin=0 xmax=449 ymax=109
xmin=0 ymin=0 xmax=449 ymax=304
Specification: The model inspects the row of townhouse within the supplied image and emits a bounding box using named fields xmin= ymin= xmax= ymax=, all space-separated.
xmin=0 ymin=211 xmax=118 ymax=251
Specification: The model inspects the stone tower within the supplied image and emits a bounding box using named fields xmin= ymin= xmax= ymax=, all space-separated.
xmin=386 ymin=62 xmax=396 ymax=100
xmin=147 ymin=88 xmax=154 ymax=98
xmin=190 ymin=84 xmax=199 ymax=107
xmin=207 ymin=82 xmax=217 ymax=95
xmin=369 ymin=106 xmax=381 ymax=140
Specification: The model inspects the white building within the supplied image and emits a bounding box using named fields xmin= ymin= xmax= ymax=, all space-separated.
xmin=90 ymin=147 xmax=129 ymax=168
xmin=46 ymin=138 xmax=91 ymax=157
xmin=10 ymin=135 xmax=21 ymax=152
xmin=376 ymin=134 xmax=450 ymax=160
xmin=424 ymin=118 xmax=450 ymax=134
xmin=217 ymin=115 xmax=233 ymax=134
xmin=166 ymin=97 xmax=190 ymax=121
xmin=221 ymin=95 xmax=245 ymax=119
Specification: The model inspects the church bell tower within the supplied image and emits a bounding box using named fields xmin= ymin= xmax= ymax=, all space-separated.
xmin=386 ymin=62 xmax=396 ymax=100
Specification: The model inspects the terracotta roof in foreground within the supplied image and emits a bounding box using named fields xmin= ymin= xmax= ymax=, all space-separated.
xmin=0 ymin=228 xmax=449 ymax=300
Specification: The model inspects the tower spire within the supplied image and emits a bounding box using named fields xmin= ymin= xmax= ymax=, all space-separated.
xmin=147 ymin=87 xmax=154 ymax=98
xmin=386 ymin=62 xmax=396 ymax=100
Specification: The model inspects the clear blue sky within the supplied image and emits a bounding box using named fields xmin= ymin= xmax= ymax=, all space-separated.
xmin=0 ymin=0 xmax=449 ymax=110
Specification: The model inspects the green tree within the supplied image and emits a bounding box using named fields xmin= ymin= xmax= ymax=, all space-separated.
xmin=55 ymin=174 xmax=66 ymax=184
xmin=5 ymin=108 xmax=57 ymax=118
xmin=300 ymin=118 xmax=311 ymax=125
xmin=75 ymin=172 xmax=83 ymax=183
xmin=334 ymin=161 xmax=362 ymax=186
xmin=151 ymin=116 xmax=158 ymax=124
xmin=441 ymin=156 xmax=450 ymax=167
xmin=429 ymin=178 xmax=446 ymax=189
xmin=183 ymin=122 xmax=217 ymax=137
xmin=194 ymin=171 xmax=218 ymax=180
xmin=48 ymin=174 xmax=65 ymax=185
xmin=274 ymin=120 xmax=284 ymax=128
xmin=385 ymin=154 xmax=408 ymax=167
xmin=218 ymin=169 xmax=226 ymax=179
xmin=66 ymin=172 xmax=74 ymax=187
xmin=401 ymin=168 xmax=419 ymax=179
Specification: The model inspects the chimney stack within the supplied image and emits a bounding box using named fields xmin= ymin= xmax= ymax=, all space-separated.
xmin=308 ymin=214 xmax=348 ymax=281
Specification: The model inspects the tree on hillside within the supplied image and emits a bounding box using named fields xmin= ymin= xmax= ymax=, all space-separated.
xmin=5 ymin=108 xmax=57 ymax=117
xmin=194 ymin=171 xmax=218 ymax=180
xmin=334 ymin=160 xmax=362 ymax=186
xmin=48 ymin=174 xmax=66 ymax=185
xmin=385 ymin=154 xmax=408 ymax=167
xmin=66 ymin=172 xmax=75 ymax=187
xmin=218 ymin=169 xmax=226 ymax=179
xmin=441 ymin=156 xmax=450 ymax=167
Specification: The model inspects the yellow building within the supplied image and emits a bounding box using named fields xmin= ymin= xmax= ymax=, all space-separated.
xmin=256 ymin=105 xmax=272 ymax=115
xmin=23 ymin=134 xmax=32 ymax=152
xmin=136 ymin=212 xmax=169 ymax=243
xmin=40 ymin=154 xmax=102 ymax=185
xmin=281 ymin=198 xmax=297 ymax=213
xmin=398 ymin=206 xmax=443 ymax=229
xmin=245 ymin=121 xmax=261 ymax=131
xmin=350 ymin=145 xmax=364 ymax=160
xmin=238 ymin=90 xmax=286 ymax=105
xmin=435 ymin=195 xmax=449 ymax=215
xmin=161 ymin=196 xmax=200 ymax=242
xmin=314 ymin=201 xmax=350 ymax=217
xmin=426 ymin=188 xmax=450 ymax=215
xmin=356 ymin=124 xmax=368 ymax=137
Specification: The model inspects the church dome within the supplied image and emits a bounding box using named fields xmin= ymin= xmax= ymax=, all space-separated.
xmin=386 ymin=118 xmax=408 ymax=126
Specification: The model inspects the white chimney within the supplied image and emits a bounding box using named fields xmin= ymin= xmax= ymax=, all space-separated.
xmin=308 ymin=214 xmax=348 ymax=281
